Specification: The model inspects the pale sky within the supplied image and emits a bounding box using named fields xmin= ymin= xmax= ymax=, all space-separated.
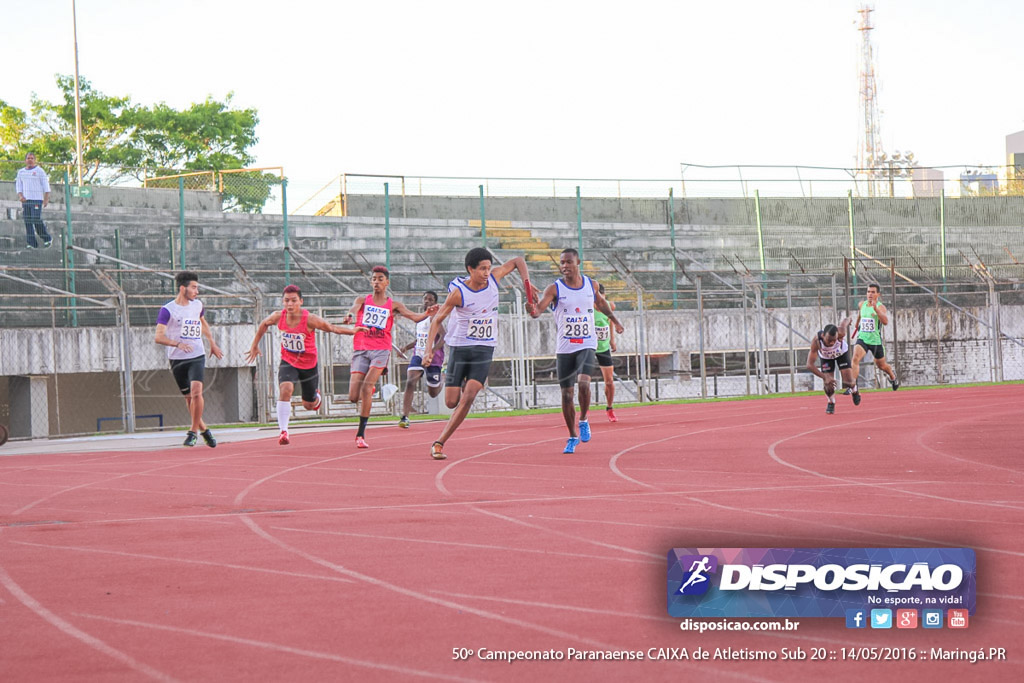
xmin=5 ymin=0 xmax=1024 ymax=202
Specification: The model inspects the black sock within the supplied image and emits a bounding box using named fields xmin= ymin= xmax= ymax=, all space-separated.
xmin=357 ymin=416 xmax=369 ymax=437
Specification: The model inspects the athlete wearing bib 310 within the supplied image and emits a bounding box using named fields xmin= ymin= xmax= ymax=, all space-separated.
xmin=531 ymin=248 xmax=624 ymax=454
xmin=245 ymin=285 xmax=363 ymax=445
xmin=154 ymin=271 xmax=223 ymax=448
xmin=343 ymin=266 xmax=438 ymax=448
xmin=423 ymin=247 xmax=536 ymax=460
xmin=851 ymin=283 xmax=899 ymax=390
xmin=806 ymin=316 xmax=861 ymax=415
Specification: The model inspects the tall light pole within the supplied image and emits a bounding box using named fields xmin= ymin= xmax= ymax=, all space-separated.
xmin=72 ymin=0 xmax=84 ymax=186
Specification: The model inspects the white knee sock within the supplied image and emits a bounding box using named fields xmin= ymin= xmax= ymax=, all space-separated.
xmin=277 ymin=401 xmax=291 ymax=433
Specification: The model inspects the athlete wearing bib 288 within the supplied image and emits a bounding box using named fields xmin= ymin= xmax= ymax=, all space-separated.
xmin=806 ymin=316 xmax=861 ymax=415
xmin=530 ymin=248 xmax=623 ymax=454
xmin=342 ymin=266 xmax=438 ymax=448
xmin=422 ymin=248 xmax=536 ymax=460
xmin=851 ymin=283 xmax=900 ymax=390
xmin=154 ymin=271 xmax=224 ymax=448
xmin=245 ymin=285 xmax=366 ymax=446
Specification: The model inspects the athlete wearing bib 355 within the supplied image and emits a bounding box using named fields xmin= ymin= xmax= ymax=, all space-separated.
xmin=851 ymin=283 xmax=899 ymax=390
xmin=246 ymin=285 xmax=364 ymax=445
xmin=806 ymin=317 xmax=861 ymax=415
xmin=343 ymin=266 xmax=438 ymax=448
xmin=531 ymin=248 xmax=623 ymax=454
xmin=154 ymin=271 xmax=223 ymax=448
xmin=424 ymin=247 xmax=536 ymax=460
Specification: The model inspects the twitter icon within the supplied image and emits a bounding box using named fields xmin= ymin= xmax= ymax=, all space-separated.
xmin=870 ymin=609 xmax=893 ymax=629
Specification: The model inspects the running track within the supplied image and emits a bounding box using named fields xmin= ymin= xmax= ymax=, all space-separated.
xmin=1 ymin=384 xmax=1021 ymax=682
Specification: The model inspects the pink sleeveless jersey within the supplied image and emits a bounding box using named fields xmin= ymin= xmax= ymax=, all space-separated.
xmin=353 ymin=295 xmax=394 ymax=351
xmin=278 ymin=309 xmax=318 ymax=369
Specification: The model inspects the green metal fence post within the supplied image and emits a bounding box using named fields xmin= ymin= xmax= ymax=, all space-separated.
xmin=282 ymin=178 xmax=290 ymax=284
xmin=178 ymin=176 xmax=186 ymax=269
xmin=575 ymin=186 xmax=583 ymax=260
xmin=847 ymin=189 xmax=858 ymax=291
xmin=479 ymin=184 xmax=487 ymax=248
xmin=669 ymin=188 xmax=677 ymax=309
xmin=168 ymin=228 xmax=175 ymax=271
xmin=114 ymin=227 xmax=123 ymax=290
xmin=939 ymin=188 xmax=947 ymax=284
xmin=384 ymin=182 xmax=391 ymax=271
xmin=754 ymin=189 xmax=766 ymax=272
xmin=63 ymin=171 xmax=78 ymax=327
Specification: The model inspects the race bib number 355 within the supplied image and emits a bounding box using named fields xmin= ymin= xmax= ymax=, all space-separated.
xmin=363 ymin=305 xmax=391 ymax=329
xmin=181 ymin=319 xmax=202 ymax=339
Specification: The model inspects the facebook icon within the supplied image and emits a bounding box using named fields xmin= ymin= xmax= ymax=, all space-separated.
xmin=845 ymin=609 xmax=867 ymax=629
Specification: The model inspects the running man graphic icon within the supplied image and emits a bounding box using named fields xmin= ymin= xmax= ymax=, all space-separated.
xmin=677 ymin=555 xmax=718 ymax=595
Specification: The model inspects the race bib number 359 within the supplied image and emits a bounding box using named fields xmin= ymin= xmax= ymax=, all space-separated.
xmin=181 ymin=319 xmax=202 ymax=339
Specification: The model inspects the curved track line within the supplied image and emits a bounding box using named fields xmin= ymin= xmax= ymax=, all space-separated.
xmin=0 ymin=556 xmax=177 ymax=682
xmin=238 ymin=514 xmax=622 ymax=651
xmin=71 ymin=613 xmax=480 ymax=682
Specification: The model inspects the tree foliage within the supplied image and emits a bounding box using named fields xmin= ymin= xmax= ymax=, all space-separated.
xmin=1 ymin=75 xmax=275 ymax=212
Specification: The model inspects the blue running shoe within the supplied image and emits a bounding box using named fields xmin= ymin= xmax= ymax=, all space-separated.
xmin=563 ymin=437 xmax=580 ymax=454
xmin=579 ymin=420 xmax=591 ymax=443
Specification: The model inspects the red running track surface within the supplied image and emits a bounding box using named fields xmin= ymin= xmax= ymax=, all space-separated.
xmin=1 ymin=384 xmax=1021 ymax=682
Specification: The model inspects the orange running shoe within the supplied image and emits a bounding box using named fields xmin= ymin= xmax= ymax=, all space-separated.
xmin=606 ymin=408 xmax=618 ymax=423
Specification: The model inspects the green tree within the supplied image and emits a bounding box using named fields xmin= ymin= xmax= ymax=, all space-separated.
xmin=1 ymin=75 xmax=275 ymax=212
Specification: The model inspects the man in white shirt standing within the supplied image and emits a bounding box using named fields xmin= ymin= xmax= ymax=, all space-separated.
xmin=15 ymin=153 xmax=53 ymax=249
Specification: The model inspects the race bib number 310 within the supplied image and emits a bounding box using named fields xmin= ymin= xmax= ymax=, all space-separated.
xmin=281 ymin=332 xmax=305 ymax=353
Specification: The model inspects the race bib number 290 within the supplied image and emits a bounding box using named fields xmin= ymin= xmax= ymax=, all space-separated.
xmin=467 ymin=317 xmax=495 ymax=341
xmin=181 ymin=318 xmax=202 ymax=339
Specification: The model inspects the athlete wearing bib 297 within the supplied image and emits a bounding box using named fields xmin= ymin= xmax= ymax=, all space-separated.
xmin=154 ymin=271 xmax=224 ymax=448
xmin=342 ymin=266 xmax=438 ymax=449
xmin=530 ymin=248 xmax=624 ymax=454
xmin=423 ymin=247 xmax=536 ymax=461
xmin=246 ymin=285 xmax=363 ymax=445
xmin=851 ymin=283 xmax=899 ymax=390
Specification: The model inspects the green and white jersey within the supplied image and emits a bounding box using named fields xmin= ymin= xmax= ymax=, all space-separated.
xmin=857 ymin=300 xmax=883 ymax=345
xmin=594 ymin=310 xmax=611 ymax=353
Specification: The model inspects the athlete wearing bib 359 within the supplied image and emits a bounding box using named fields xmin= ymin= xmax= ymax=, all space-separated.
xmin=246 ymin=285 xmax=362 ymax=445
xmin=531 ymin=248 xmax=623 ymax=454
xmin=423 ymin=247 xmax=536 ymax=461
xmin=343 ymin=266 xmax=438 ymax=448
xmin=806 ymin=317 xmax=861 ymax=415
xmin=154 ymin=271 xmax=223 ymax=448
xmin=851 ymin=283 xmax=899 ymax=390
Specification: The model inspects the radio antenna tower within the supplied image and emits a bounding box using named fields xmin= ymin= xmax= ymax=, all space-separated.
xmin=857 ymin=5 xmax=884 ymax=196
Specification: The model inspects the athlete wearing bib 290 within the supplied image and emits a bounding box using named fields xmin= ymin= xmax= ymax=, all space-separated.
xmin=806 ymin=316 xmax=861 ymax=415
xmin=154 ymin=271 xmax=224 ymax=448
xmin=423 ymin=247 xmax=536 ymax=460
xmin=246 ymin=285 xmax=364 ymax=446
xmin=851 ymin=283 xmax=899 ymax=390
xmin=343 ymin=266 xmax=438 ymax=448
xmin=530 ymin=248 xmax=624 ymax=454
